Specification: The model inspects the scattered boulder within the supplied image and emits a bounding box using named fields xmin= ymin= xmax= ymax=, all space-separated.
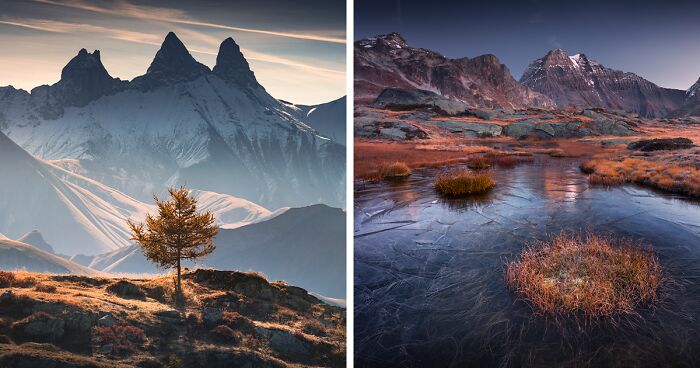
xmin=627 ymin=138 xmax=694 ymax=152
xmin=257 ymin=326 xmax=311 ymax=360
xmin=15 ymin=312 xmax=65 ymax=341
xmin=97 ymin=314 xmax=116 ymax=327
xmin=154 ymin=309 xmax=181 ymax=323
xmin=354 ymin=118 xmax=428 ymax=140
xmin=373 ymin=88 xmax=469 ymax=115
xmin=202 ymin=307 xmax=223 ymax=324
xmin=426 ymin=120 xmax=503 ymax=137
xmin=106 ymin=280 xmax=146 ymax=300
xmin=63 ymin=311 xmax=93 ymax=332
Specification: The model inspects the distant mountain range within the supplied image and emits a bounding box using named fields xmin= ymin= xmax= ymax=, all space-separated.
xmin=70 ymin=204 xmax=346 ymax=298
xmin=0 ymin=32 xmax=345 ymax=210
xmin=355 ymin=32 xmax=700 ymax=118
xmin=354 ymin=32 xmax=554 ymax=109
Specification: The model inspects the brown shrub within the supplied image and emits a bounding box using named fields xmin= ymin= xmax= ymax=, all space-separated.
xmin=222 ymin=311 xmax=256 ymax=334
xmin=434 ymin=170 xmax=495 ymax=196
xmin=33 ymin=284 xmax=57 ymax=293
xmin=363 ymin=162 xmax=412 ymax=181
xmin=581 ymin=157 xmax=700 ymax=197
xmin=506 ymin=233 xmax=662 ymax=317
xmin=0 ymin=272 xmax=15 ymax=288
xmin=211 ymin=324 xmax=243 ymax=343
xmin=466 ymin=156 xmax=490 ymax=170
xmin=92 ymin=324 xmax=146 ymax=355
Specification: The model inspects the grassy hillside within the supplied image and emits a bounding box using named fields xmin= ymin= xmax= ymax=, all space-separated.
xmin=0 ymin=269 xmax=345 ymax=367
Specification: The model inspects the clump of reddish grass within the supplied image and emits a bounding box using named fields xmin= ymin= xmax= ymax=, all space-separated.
xmin=0 ymin=272 xmax=16 ymax=288
xmin=506 ymin=233 xmax=662 ymax=317
xmin=581 ymin=157 xmax=700 ymax=196
xmin=361 ymin=161 xmax=411 ymax=181
xmin=434 ymin=170 xmax=495 ymax=196
xmin=466 ymin=156 xmax=490 ymax=170
xmin=92 ymin=324 xmax=146 ymax=355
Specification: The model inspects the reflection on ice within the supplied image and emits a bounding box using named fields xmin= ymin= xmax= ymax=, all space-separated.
xmin=354 ymin=157 xmax=700 ymax=367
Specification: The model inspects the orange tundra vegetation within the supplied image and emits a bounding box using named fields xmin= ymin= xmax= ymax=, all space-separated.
xmin=506 ymin=233 xmax=662 ymax=317
xmin=581 ymin=157 xmax=700 ymax=196
xmin=434 ymin=170 xmax=495 ymax=196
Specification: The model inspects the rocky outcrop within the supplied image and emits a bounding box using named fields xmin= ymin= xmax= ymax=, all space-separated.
xmin=627 ymin=138 xmax=694 ymax=151
xmin=520 ymin=49 xmax=686 ymax=118
xmin=355 ymin=32 xmax=554 ymax=109
xmin=372 ymin=88 xmax=469 ymax=115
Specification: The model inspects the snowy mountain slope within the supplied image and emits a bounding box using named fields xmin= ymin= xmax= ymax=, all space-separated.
xmin=0 ymin=33 xmax=345 ymax=210
xmin=0 ymin=130 xmax=153 ymax=255
xmin=520 ymin=49 xmax=686 ymax=117
xmin=0 ymin=130 xmax=291 ymax=256
xmin=0 ymin=239 xmax=100 ymax=275
xmin=284 ymin=96 xmax=347 ymax=145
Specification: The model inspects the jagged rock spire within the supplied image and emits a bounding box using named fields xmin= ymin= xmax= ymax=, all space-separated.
xmin=213 ymin=37 xmax=258 ymax=87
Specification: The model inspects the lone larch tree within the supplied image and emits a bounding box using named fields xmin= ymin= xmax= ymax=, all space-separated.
xmin=128 ymin=186 xmax=219 ymax=302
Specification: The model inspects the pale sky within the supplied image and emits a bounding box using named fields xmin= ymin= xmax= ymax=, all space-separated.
xmin=0 ymin=0 xmax=346 ymax=105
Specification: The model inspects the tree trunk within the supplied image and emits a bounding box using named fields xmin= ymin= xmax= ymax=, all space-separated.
xmin=176 ymin=247 xmax=182 ymax=306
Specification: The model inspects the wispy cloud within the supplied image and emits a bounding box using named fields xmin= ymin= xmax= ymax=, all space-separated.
xmin=33 ymin=0 xmax=346 ymax=44
xmin=0 ymin=17 xmax=343 ymax=78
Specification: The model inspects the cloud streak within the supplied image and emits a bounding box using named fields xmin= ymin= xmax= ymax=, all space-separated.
xmin=0 ymin=17 xmax=343 ymax=79
xmin=33 ymin=0 xmax=346 ymax=44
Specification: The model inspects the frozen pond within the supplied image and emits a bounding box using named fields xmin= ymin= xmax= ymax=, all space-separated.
xmin=354 ymin=157 xmax=700 ymax=367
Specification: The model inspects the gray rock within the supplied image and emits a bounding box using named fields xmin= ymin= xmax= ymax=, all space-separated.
xmin=378 ymin=127 xmax=406 ymax=140
xmin=24 ymin=314 xmax=64 ymax=341
xmin=97 ymin=314 xmax=116 ymax=327
xmin=64 ymin=311 xmax=93 ymax=332
xmin=0 ymin=290 xmax=13 ymax=302
xmin=100 ymin=343 xmax=113 ymax=354
xmin=373 ymin=88 xmax=469 ymax=115
xmin=427 ymin=120 xmax=503 ymax=137
xmin=256 ymin=326 xmax=310 ymax=359
xmin=202 ymin=307 xmax=222 ymax=324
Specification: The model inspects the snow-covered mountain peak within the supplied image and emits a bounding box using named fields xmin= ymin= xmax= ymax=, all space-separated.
xmin=688 ymin=77 xmax=700 ymax=98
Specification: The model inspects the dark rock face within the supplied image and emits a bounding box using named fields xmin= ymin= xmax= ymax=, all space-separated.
xmin=54 ymin=49 xmax=123 ymax=107
xmin=373 ymin=88 xmax=469 ymax=115
xmin=355 ymin=32 xmax=554 ymax=109
xmin=520 ymin=49 xmax=686 ymax=118
xmin=668 ymin=77 xmax=700 ymax=117
xmin=132 ymin=32 xmax=210 ymax=89
xmin=627 ymin=138 xmax=694 ymax=151
xmin=23 ymin=49 xmax=125 ymax=118
xmin=213 ymin=37 xmax=258 ymax=88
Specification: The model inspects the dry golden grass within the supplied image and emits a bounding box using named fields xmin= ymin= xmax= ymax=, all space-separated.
xmin=355 ymin=140 xmax=498 ymax=179
xmin=506 ymin=233 xmax=662 ymax=317
xmin=581 ymin=157 xmax=700 ymax=196
xmin=466 ymin=156 xmax=491 ymax=170
xmin=434 ymin=170 xmax=495 ymax=196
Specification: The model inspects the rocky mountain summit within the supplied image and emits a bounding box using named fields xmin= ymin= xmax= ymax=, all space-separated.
xmin=520 ymin=49 xmax=686 ymax=118
xmin=0 ymin=32 xmax=345 ymax=210
xmin=354 ymin=32 xmax=554 ymax=109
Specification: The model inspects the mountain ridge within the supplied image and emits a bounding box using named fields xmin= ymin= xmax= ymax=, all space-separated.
xmin=520 ymin=48 xmax=686 ymax=117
